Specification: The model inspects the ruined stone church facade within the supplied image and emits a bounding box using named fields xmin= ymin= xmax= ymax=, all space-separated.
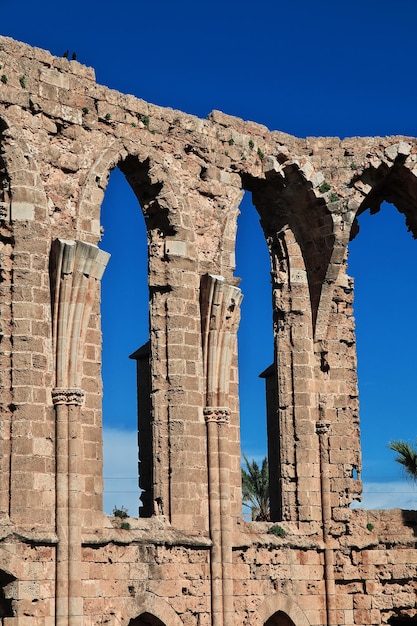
xmin=0 ymin=35 xmax=416 ymax=626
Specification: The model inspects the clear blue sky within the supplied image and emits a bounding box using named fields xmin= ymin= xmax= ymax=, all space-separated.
xmin=2 ymin=0 xmax=417 ymax=512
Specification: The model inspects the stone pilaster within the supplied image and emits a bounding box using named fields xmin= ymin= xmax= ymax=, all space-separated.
xmin=201 ymin=274 xmax=242 ymax=626
xmin=50 ymin=239 xmax=109 ymax=626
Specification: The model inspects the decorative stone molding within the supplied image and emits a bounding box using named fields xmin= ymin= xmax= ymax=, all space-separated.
xmin=200 ymin=274 xmax=242 ymax=407
xmin=203 ymin=407 xmax=230 ymax=424
xmin=51 ymin=388 xmax=84 ymax=406
xmin=316 ymin=420 xmax=331 ymax=436
xmin=0 ymin=202 xmax=8 ymax=220
xmin=50 ymin=238 xmax=110 ymax=390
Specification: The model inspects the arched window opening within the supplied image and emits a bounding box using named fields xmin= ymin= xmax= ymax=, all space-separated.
xmin=101 ymin=167 xmax=149 ymax=517
xmin=236 ymin=191 xmax=274 ymax=520
xmin=128 ymin=613 xmax=165 ymax=626
xmin=265 ymin=611 xmax=296 ymax=626
xmin=348 ymin=202 xmax=417 ymax=509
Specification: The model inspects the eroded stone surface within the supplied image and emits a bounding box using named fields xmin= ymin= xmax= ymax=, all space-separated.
xmin=0 ymin=34 xmax=416 ymax=626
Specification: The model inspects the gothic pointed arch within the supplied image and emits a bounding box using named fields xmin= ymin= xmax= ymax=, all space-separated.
xmin=122 ymin=593 xmax=184 ymax=626
xmin=314 ymin=140 xmax=417 ymax=341
xmin=265 ymin=612 xmax=296 ymax=626
xmin=255 ymin=594 xmax=311 ymax=626
xmin=351 ymin=156 xmax=417 ymax=239
xmin=128 ymin=613 xmax=164 ymax=626
xmin=318 ymin=142 xmax=417 ymax=346
xmin=78 ymin=139 xmax=197 ymax=243
xmin=350 ymin=147 xmax=417 ymax=240
xmin=242 ymin=160 xmax=334 ymax=337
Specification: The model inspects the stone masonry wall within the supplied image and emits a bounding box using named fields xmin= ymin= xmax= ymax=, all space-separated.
xmin=0 ymin=35 xmax=416 ymax=626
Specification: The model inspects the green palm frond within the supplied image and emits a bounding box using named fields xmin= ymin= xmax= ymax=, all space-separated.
xmin=241 ymin=454 xmax=270 ymax=521
xmin=389 ymin=439 xmax=417 ymax=482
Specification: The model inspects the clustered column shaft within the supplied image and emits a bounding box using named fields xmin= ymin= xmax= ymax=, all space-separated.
xmin=50 ymin=239 xmax=110 ymax=626
xmin=201 ymin=274 xmax=242 ymax=626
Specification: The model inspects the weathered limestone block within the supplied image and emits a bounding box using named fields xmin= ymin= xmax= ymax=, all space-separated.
xmin=0 ymin=33 xmax=416 ymax=626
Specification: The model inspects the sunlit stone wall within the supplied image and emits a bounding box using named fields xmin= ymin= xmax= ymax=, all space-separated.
xmin=0 ymin=34 xmax=416 ymax=626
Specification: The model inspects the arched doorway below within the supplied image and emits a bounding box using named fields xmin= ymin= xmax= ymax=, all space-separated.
xmin=265 ymin=611 xmax=296 ymax=626
xmin=128 ymin=613 xmax=165 ymax=626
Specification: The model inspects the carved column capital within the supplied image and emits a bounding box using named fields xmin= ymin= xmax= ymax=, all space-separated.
xmin=200 ymin=274 xmax=242 ymax=407
xmin=316 ymin=420 xmax=331 ymax=436
xmin=50 ymin=238 xmax=110 ymax=390
xmin=203 ymin=407 xmax=230 ymax=424
xmin=52 ymin=388 xmax=84 ymax=406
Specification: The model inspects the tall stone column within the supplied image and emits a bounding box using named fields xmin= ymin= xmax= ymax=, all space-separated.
xmin=316 ymin=404 xmax=336 ymax=626
xmin=50 ymin=239 xmax=110 ymax=626
xmin=52 ymin=388 xmax=84 ymax=626
xmin=200 ymin=274 xmax=242 ymax=626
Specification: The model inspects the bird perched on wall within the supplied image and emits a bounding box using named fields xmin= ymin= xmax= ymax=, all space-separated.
xmin=71 ymin=52 xmax=77 ymax=61
xmin=62 ymin=50 xmax=69 ymax=58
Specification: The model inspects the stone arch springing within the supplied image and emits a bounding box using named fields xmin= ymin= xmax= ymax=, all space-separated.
xmin=243 ymin=163 xmax=335 ymax=335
